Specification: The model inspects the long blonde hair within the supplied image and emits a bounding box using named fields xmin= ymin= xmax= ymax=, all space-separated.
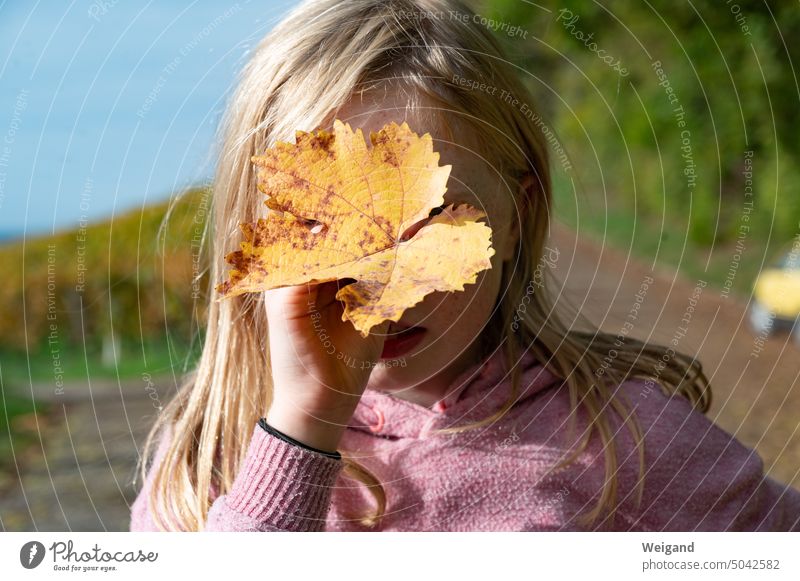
xmin=137 ymin=0 xmax=711 ymax=531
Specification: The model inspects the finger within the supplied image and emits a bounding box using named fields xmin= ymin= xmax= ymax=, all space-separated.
xmin=264 ymin=284 xmax=318 ymax=319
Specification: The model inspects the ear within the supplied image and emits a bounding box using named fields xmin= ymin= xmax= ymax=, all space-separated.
xmin=500 ymin=172 xmax=536 ymax=263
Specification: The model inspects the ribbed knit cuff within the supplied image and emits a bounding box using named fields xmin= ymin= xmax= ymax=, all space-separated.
xmin=226 ymin=424 xmax=344 ymax=531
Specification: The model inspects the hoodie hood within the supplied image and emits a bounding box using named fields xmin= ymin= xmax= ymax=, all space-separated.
xmin=348 ymin=346 xmax=562 ymax=440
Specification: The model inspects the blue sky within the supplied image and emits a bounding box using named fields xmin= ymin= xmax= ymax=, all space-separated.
xmin=0 ymin=0 xmax=295 ymax=238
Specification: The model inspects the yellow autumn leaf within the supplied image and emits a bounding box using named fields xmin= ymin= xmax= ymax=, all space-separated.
xmin=216 ymin=119 xmax=495 ymax=337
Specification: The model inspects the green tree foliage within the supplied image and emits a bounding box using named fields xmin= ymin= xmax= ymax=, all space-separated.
xmin=0 ymin=188 xmax=211 ymax=354
xmin=484 ymin=0 xmax=799 ymax=264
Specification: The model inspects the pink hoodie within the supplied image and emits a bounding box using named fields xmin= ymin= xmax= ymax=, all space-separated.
xmin=130 ymin=347 xmax=800 ymax=531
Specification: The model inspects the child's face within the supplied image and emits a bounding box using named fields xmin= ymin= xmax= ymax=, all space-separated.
xmin=328 ymin=89 xmax=521 ymax=407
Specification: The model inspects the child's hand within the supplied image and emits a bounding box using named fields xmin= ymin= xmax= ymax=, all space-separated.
xmin=263 ymin=280 xmax=389 ymax=453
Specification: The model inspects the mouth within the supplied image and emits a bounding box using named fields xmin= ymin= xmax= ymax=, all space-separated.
xmin=381 ymin=323 xmax=427 ymax=359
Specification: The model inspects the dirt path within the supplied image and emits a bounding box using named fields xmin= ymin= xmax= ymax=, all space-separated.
xmin=0 ymin=376 xmax=172 ymax=531
xmin=549 ymin=223 xmax=800 ymax=489
xmin=1 ymin=224 xmax=797 ymax=531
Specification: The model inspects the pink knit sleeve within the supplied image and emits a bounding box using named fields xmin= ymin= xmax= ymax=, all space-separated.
xmin=205 ymin=424 xmax=343 ymax=531
xmin=616 ymin=382 xmax=800 ymax=531
xmin=129 ymin=423 xmax=344 ymax=532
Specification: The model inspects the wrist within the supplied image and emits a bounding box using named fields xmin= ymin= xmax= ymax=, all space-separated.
xmin=258 ymin=418 xmax=342 ymax=459
xmin=265 ymin=401 xmax=350 ymax=453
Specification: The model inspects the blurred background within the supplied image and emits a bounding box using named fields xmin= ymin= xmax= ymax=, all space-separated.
xmin=1 ymin=0 xmax=798 ymax=531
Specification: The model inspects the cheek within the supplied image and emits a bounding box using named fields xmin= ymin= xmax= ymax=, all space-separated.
xmin=428 ymin=264 xmax=503 ymax=338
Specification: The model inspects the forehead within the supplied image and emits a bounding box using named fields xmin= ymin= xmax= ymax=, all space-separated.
xmin=328 ymin=90 xmax=512 ymax=216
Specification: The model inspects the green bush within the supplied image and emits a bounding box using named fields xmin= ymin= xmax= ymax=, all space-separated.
xmin=484 ymin=0 xmax=800 ymax=292
xmin=0 ymin=187 xmax=211 ymax=359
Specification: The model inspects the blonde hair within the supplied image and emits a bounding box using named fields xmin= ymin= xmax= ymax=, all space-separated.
xmin=137 ymin=0 xmax=711 ymax=531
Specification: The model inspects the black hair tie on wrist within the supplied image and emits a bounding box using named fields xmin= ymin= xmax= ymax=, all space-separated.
xmin=258 ymin=418 xmax=342 ymax=460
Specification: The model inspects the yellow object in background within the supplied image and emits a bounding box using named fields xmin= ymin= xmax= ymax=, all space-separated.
xmin=754 ymin=269 xmax=800 ymax=319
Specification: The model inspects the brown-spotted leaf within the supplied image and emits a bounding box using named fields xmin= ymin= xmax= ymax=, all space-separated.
xmin=216 ymin=119 xmax=495 ymax=337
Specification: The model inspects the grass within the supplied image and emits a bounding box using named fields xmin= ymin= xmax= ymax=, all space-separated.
xmin=552 ymin=174 xmax=778 ymax=299
xmin=0 ymin=333 xmax=204 ymax=479
xmin=0 ymin=374 xmax=49 ymax=476
xmin=0 ymin=334 xmax=204 ymax=386
xmin=0 ymin=386 xmax=47 ymax=432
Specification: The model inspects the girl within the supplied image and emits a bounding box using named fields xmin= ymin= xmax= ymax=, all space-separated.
xmin=130 ymin=0 xmax=800 ymax=532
